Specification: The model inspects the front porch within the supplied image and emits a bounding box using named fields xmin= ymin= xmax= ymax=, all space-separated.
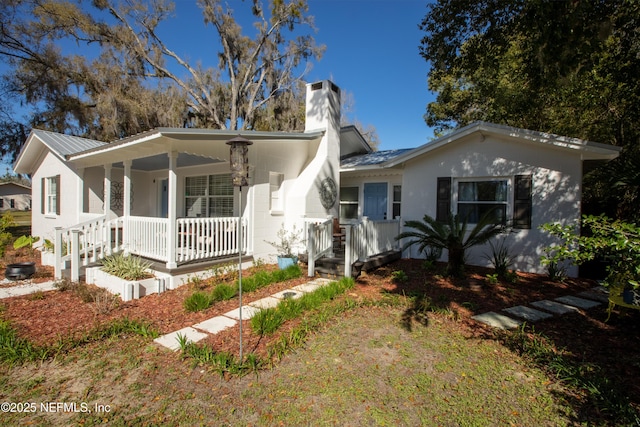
xmin=53 ymin=215 xmax=249 ymax=283
xmin=52 ymin=214 xmax=402 ymax=288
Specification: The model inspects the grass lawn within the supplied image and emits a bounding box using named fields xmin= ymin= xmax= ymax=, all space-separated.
xmin=0 ymin=258 xmax=638 ymax=426
xmin=0 ymin=306 xmax=575 ymax=426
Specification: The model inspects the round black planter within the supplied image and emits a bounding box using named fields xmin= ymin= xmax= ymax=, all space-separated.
xmin=5 ymin=262 xmax=36 ymax=281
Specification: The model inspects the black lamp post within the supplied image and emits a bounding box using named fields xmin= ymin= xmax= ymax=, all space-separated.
xmin=226 ymin=135 xmax=253 ymax=362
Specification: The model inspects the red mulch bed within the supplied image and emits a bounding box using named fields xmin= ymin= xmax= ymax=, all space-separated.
xmin=1 ymin=255 xmax=639 ymax=406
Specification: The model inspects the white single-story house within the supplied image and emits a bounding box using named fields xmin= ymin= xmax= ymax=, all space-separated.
xmin=13 ymin=79 xmax=621 ymax=293
xmin=0 ymin=182 xmax=31 ymax=211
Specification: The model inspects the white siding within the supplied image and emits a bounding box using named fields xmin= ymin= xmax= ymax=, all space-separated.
xmin=400 ymin=132 xmax=582 ymax=276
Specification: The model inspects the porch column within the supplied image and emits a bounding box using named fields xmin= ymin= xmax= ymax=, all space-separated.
xmin=123 ymin=160 xmax=132 ymax=256
xmin=104 ymin=164 xmax=112 ymax=218
xmin=166 ymin=151 xmax=178 ymax=269
xmin=123 ymin=160 xmax=132 ymax=218
xmin=76 ymin=167 xmax=84 ymax=223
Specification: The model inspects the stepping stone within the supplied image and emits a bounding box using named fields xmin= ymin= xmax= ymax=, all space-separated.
xmin=249 ymin=296 xmax=282 ymax=309
xmin=555 ymin=295 xmax=601 ymax=309
xmin=472 ymin=312 xmax=522 ymax=330
xmin=223 ymin=305 xmax=262 ymax=320
xmin=289 ymin=278 xmax=333 ymax=294
xmin=272 ymin=289 xmax=304 ymax=300
xmin=293 ymin=282 xmax=325 ymax=294
xmin=193 ymin=316 xmax=237 ymax=334
xmin=531 ymin=300 xmax=579 ymax=315
xmin=577 ymin=290 xmax=609 ymax=304
xmin=154 ymin=327 xmax=208 ymax=351
xmin=503 ymin=305 xmax=554 ymax=322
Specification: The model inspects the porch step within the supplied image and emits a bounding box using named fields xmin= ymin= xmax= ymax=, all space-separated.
xmin=314 ymin=257 xmax=364 ymax=279
xmin=307 ymin=249 xmax=402 ymax=279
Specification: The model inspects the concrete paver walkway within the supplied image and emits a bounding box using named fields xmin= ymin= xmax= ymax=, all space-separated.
xmin=153 ymin=278 xmax=333 ymax=351
xmin=472 ymin=286 xmax=607 ymax=330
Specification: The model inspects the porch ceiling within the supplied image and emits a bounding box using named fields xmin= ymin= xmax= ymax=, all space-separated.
xmin=67 ymin=128 xmax=324 ymax=169
xmin=115 ymin=153 xmax=223 ymax=171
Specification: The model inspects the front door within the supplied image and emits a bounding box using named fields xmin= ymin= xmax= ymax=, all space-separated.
xmin=363 ymin=183 xmax=388 ymax=220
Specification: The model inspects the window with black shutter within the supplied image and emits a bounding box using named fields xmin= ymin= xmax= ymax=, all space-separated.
xmin=436 ymin=177 xmax=452 ymax=221
xmin=513 ymin=174 xmax=532 ymax=229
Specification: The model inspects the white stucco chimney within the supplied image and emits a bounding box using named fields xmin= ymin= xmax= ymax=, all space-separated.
xmin=305 ymin=80 xmax=341 ymax=133
xmin=286 ymin=80 xmax=342 ymax=221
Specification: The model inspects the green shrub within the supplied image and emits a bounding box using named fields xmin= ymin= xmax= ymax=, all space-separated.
xmin=251 ymin=308 xmax=285 ymax=335
xmin=100 ymin=252 xmax=152 ymax=281
xmin=211 ymin=283 xmax=237 ymax=301
xmin=184 ymin=291 xmax=212 ymax=312
xmin=391 ymin=270 xmax=409 ymax=283
xmin=484 ymin=237 xmax=515 ymax=277
xmin=485 ymin=273 xmax=499 ymax=285
xmin=0 ymin=212 xmax=15 ymax=257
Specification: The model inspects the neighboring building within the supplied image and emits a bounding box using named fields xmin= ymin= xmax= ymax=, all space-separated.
xmin=0 ymin=182 xmax=31 ymax=211
xmin=13 ymin=79 xmax=620 ymax=289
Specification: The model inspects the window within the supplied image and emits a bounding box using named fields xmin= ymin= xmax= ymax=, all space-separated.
xmin=340 ymin=187 xmax=359 ymax=220
xmin=185 ymin=174 xmax=233 ymax=217
xmin=269 ymin=172 xmax=284 ymax=212
xmin=9 ymin=199 xmax=14 ymax=209
xmin=457 ymin=180 xmax=507 ymax=224
xmin=0 ymin=199 xmax=3 ymax=209
xmin=392 ymin=185 xmax=401 ymax=219
xmin=41 ymin=175 xmax=60 ymax=215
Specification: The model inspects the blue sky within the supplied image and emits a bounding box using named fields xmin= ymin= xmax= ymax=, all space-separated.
xmin=305 ymin=0 xmax=436 ymax=150
xmin=161 ymin=0 xmax=436 ymax=151
xmin=6 ymin=0 xmax=436 ymax=173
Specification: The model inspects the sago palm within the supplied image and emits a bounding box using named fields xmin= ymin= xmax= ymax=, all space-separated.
xmin=396 ymin=210 xmax=506 ymax=277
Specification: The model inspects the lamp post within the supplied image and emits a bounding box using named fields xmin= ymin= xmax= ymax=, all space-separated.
xmin=226 ymin=135 xmax=253 ymax=362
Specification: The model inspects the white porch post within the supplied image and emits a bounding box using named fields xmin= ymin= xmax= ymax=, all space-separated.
xmin=54 ymin=226 xmax=63 ymax=280
xmin=76 ymin=167 xmax=84 ymax=222
xmin=123 ymin=160 xmax=132 ymax=255
xmin=123 ymin=160 xmax=132 ymax=218
xmin=103 ymin=164 xmax=117 ymax=255
xmin=344 ymin=225 xmax=352 ymax=278
xmin=103 ymin=164 xmax=112 ymax=218
xmin=166 ymin=151 xmax=178 ymax=269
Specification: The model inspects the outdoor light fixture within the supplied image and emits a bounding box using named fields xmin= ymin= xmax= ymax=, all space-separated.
xmin=226 ymin=135 xmax=252 ymax=362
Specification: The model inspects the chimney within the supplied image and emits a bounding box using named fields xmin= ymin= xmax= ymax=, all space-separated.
xmin=305 ymin=80 xmax=341 ymax=133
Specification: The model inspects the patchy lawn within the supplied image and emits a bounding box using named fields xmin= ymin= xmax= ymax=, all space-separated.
xmin=0 ymin=258 xmax=638 ymax=426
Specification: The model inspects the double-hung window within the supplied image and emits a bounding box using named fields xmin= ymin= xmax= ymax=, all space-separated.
xmin=339 ymin=187 xmax=359 ymax=220
xmin=456 ymin=179 xmax=508 ymax=224
xmin=42 ymin=175 xmax=60 ymax=215
xmin=185 ymin=174 xmax=234 ymax=217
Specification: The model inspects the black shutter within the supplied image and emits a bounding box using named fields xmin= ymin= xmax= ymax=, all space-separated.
xmin=55 ymin=175 xmax=61 ymax=215
xmin=513 ymin=174 xmax=532 ymax=229
xmin=436 ymin=177 xmax=452 ymax=222
xmin=41 ymin=177 xmax=45 ymax=214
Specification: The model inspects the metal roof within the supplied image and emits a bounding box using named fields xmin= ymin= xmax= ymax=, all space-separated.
xmin=29 ymin=129 xmax=106 ymax=156
xmin=341 ymin=149 xmax=412 ymax=168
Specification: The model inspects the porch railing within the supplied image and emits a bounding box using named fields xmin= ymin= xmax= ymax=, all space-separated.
xmin=126 ymin=216 xmax=169 ymax=262
xmin=306 ymin=217 xmax=333 ymax=277
xmin=57 ymin=215 xmax=247 ymax=280
xmin=175 ymin=217 xmax=247 ymax=263
xmin=344 ymin=217 xmax=401 ymax=278
xmin=55 ymin=216 xmax=124 ymax=280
